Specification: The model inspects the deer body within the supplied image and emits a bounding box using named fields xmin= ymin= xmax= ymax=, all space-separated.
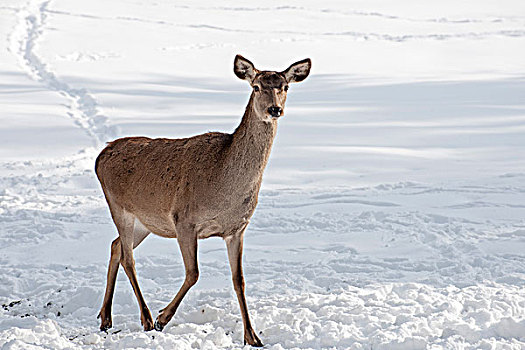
xmin=97 ymin=99 xmax=276 ymax=239
xmin=95 ymin=55 xmax=311 ymax=347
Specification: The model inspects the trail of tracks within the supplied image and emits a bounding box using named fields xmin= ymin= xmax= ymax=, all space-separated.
xmin=8 ymin=0 xmax=115 ymax=147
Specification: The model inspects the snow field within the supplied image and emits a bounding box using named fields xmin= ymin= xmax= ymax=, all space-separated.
xmin=1 ymin=0 xmax=525 ymax=349
xmin=1 ymin=275 xmax=525 ymax=349
xmin=1 ymin=157 xmax=525 ymax=348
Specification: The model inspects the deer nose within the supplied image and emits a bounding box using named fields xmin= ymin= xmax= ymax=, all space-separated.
xmin=268 ymin=106 xmax=282 ymax=118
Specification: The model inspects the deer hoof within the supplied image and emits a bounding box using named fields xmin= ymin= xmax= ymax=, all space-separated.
xmin=143 ymin=321 xmax=154 ymax=331
xmin=99 ymin=318 xmax=112 ymax=332
xmin=154 ymin=319 xmax=165 ymax=332
xmin=142 ymin=315 xmax=154 ymax=331
xmin=140 ymin=308 xmax=154 ymax=331
xmin=249 ymin=338 xmax=264 ymax=348
xmin=98 ymin=310 xmax=112 ymax=331
xmin=244 ymin=330 xmax=263 ymax=347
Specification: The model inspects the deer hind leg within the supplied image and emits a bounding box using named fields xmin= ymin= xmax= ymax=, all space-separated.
xmin=99 ymin=201 xmax=153 ymax=331
xmin=98 ymin=237 xmax=121 ymax=331
xmin=154 ymin=227 xmax=199 ymax=331
xmin=226 ymin=229 xmax=263 ymax=347
xmin=99 ymin=223 xmax=151 ymax=331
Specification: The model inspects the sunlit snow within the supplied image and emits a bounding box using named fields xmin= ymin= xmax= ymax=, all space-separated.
xmin=1 ymin=0 xmax=525 ymax=349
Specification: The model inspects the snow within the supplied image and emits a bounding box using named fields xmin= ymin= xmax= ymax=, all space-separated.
xmin=1 ymin=0 xmax=525 ymax=349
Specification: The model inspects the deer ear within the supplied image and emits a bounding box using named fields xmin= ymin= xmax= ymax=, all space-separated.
xmin=234 ymin=55 xmax=258 ymax=82
xmin=282 ymin=58 xmax=311 ymax=83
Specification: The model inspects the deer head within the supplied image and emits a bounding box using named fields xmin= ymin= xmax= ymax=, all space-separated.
xmin=234 ymin=55 xmax=311 ymax=122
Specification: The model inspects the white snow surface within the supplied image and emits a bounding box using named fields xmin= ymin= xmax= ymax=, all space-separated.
xmin=1 ymin=0 xmax=525 ymax=349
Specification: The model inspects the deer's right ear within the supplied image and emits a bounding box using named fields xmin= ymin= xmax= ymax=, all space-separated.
xmin=234 ymin=55 xmax=258 ymax=82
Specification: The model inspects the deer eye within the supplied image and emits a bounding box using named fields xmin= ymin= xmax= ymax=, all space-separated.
xmin=253 ymin=85 xmax=260 ymax=92
xmin=284 ymin=85 xmax=289 ymax=91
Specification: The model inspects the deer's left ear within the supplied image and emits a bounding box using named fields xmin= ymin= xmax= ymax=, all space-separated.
xmin=282 ymin=58 xmax=311 ymax=83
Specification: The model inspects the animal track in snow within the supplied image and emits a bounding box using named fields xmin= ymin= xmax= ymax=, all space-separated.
xmin=8 ymin=0 xmax=116 ymax=147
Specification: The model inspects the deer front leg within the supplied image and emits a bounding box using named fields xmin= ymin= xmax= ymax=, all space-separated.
xmin=226 ymin=230 xmax=263 ymax=347
xmin=154 ymin=232 xmax=199 ymax=331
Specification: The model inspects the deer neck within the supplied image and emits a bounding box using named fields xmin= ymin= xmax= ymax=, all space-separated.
xmin=227 ymin=93 xmax=278 ymax=185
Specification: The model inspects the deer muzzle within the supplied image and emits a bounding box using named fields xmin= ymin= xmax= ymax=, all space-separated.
xmin=268 ymin=106 xmax=282 ymax=118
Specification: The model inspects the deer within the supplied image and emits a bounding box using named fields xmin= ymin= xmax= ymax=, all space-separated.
xmin=94 ymin=55 xmax=311 ymax=347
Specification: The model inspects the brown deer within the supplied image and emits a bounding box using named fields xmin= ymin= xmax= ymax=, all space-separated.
xmin=95 ymin=55 xmax=311 ymax=346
